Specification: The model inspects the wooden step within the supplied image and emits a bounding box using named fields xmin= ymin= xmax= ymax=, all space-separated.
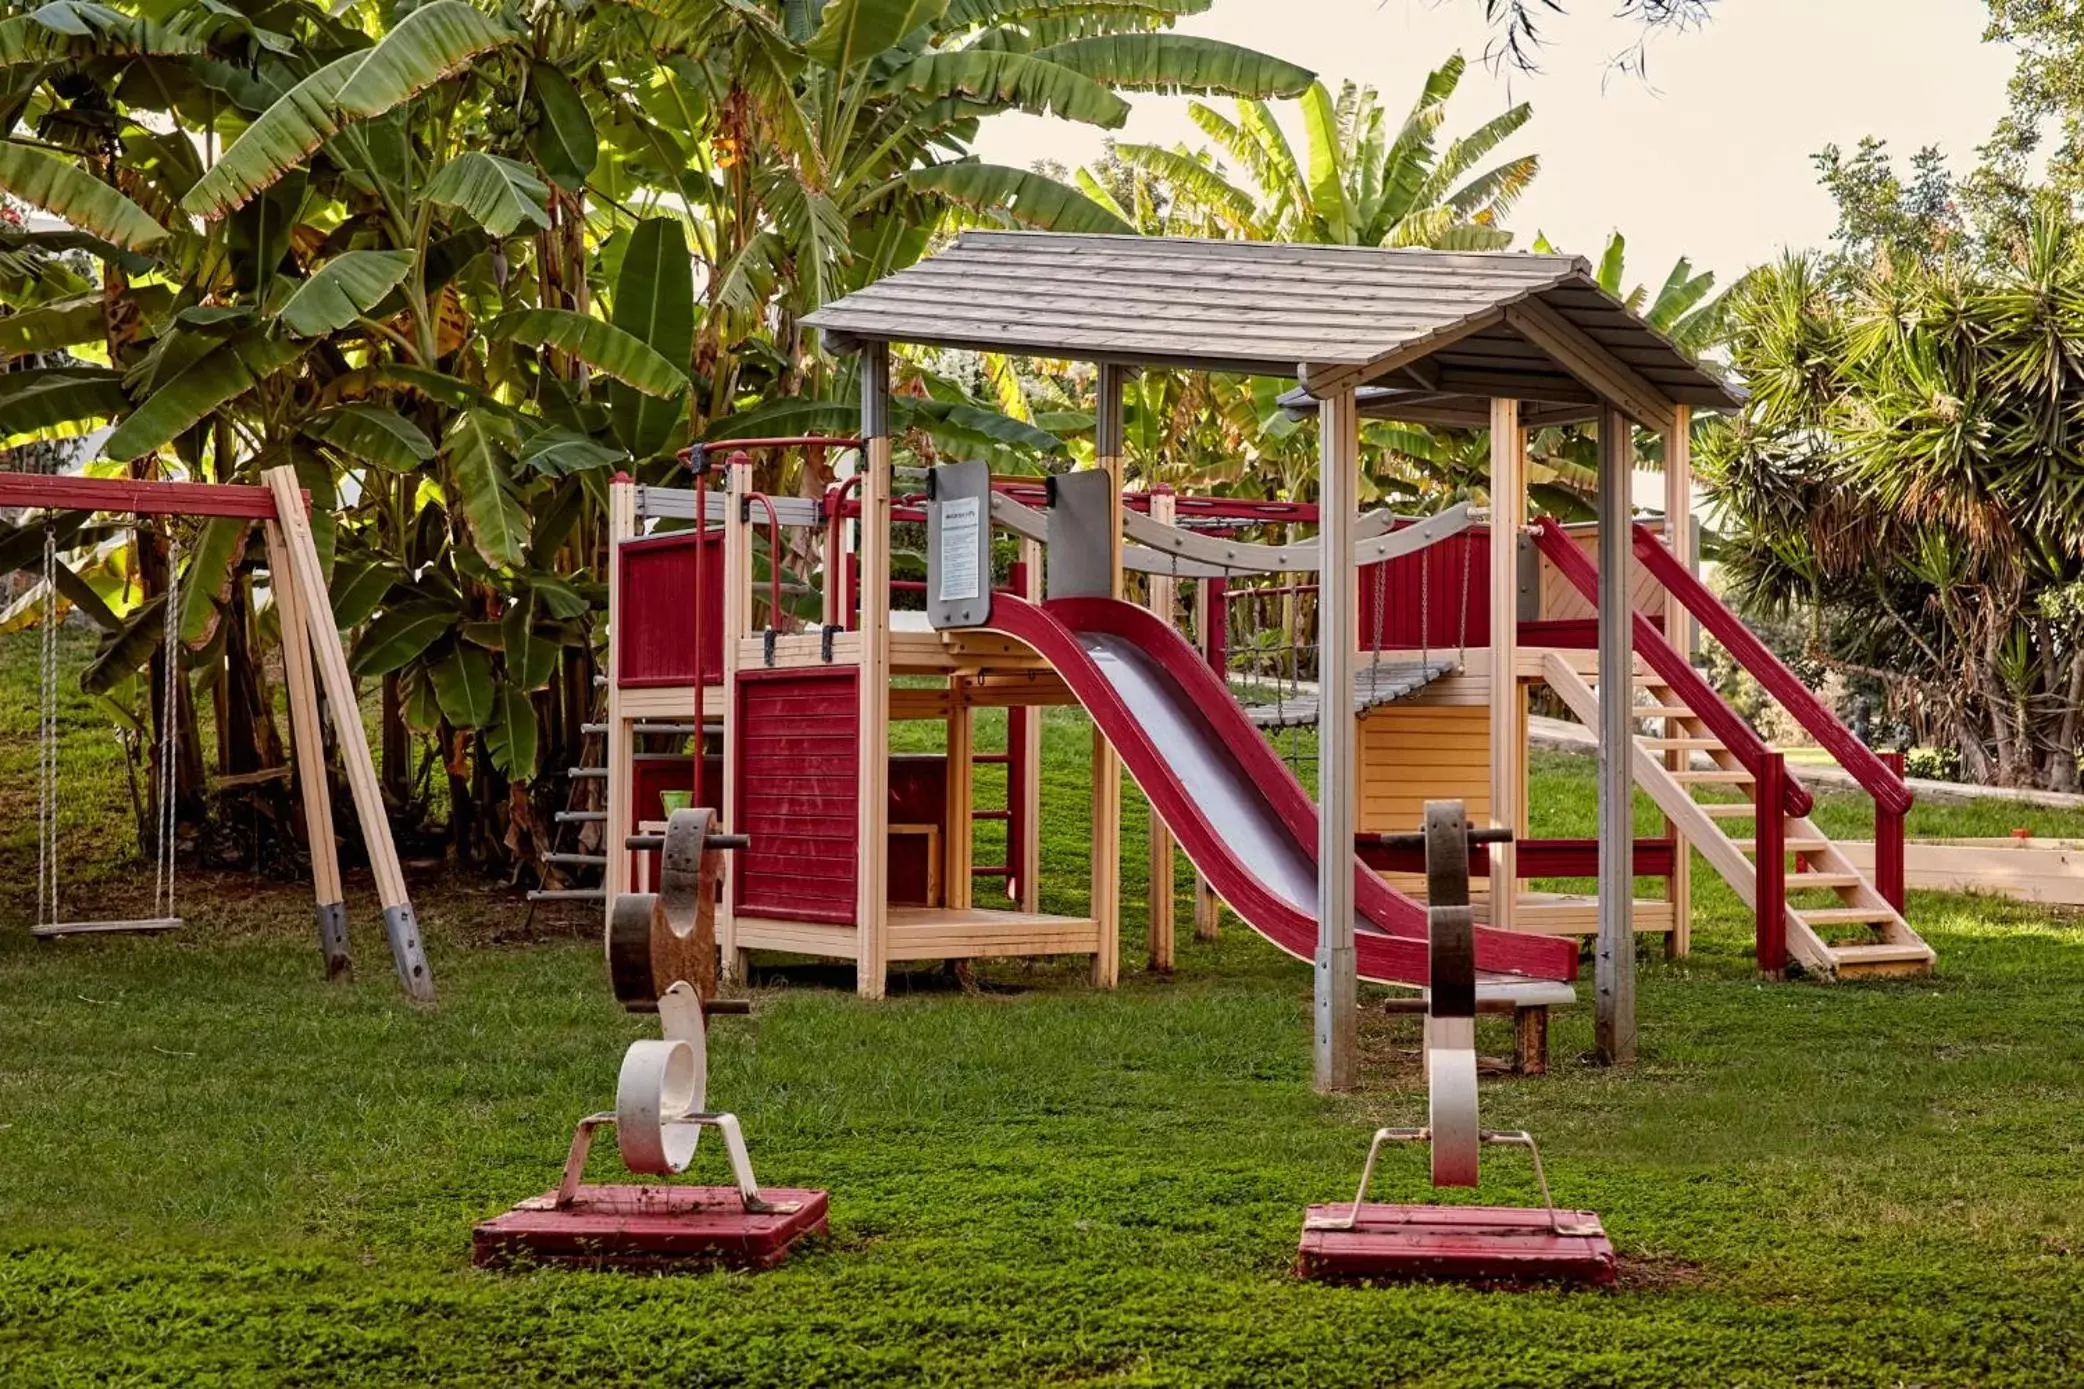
xmin=1797 ymin=907 xmax=1897 ymax=926
xmin=1732 ymin=837 xmax=1829 ymax=854
xmin=1697 ymin=802 xmax=1757 ymax=818
xmin=1785 ymin=873 xmax=1862 ymax=890
xmin=1639 ymin=737 xmax=1720 ymax=751
xmin=1828 ymin=942 xmax=1936 ymax=966
xmin=1634 ymin=703 xmax=1696 ymax=719
xmin=1673 ymin=769 xmax=1753 ymax=785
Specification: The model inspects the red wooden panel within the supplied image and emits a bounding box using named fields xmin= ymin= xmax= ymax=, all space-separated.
xmin=735 ymin=669 xmax=860 ymax=924
xmin=473 ymin=1185 xmax=828 ymax=1272
xmin=1357 ymin=526 xmax=1492 ymax=653
xmin=1296 ymin=1204 xmax=1615 ymax=1284
xmin=888 ymin=754 xmax=946 ymax=907
xmin=619 ymin=531 xmax=726 ymax=687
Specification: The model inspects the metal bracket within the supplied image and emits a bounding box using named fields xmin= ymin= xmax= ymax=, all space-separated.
xmin=762 ymin=627 xmax=777 ymax=666
xmin=552 ymin=1110 xmax=800 ymax=1216
xmin=1305 ymin=1126 xmax=1601 ymax=1237
xmin=820 ymin=624 xmax=838 ymax=662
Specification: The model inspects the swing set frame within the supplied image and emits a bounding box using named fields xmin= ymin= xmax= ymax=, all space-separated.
xmin=4 ymin=466 xmax=433 ymax=1000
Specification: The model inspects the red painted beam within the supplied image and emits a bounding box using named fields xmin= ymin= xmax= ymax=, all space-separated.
xmin=0 ymin=475 xmax=283 ymax=519
xmin=1353 ymin=837 xmax=1678 ymax=879
xmin=1530 ymin=518 xmax=1813 ymax=819
xmin=1755 ymin=751 xmax=1787 ymax=975
xmin=1632 ymin=524 xmax=1911 ymax=818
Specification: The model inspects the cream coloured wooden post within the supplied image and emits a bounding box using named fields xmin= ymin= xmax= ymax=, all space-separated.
xmin=1488 ymin=400 xmax=1524 ymax=932
xmin=1145 ymin=488 xmax=1178 ymax=969
xmin=1088 ymin=362 xmax=1126 ymax=988
xmin=1315 ymin=387 xmax=1359 ymax=1092
xmin=856 ymin=347 xmax=893 ymax=997
xmin=1663 ymin=405 xmax=1694 ymax=957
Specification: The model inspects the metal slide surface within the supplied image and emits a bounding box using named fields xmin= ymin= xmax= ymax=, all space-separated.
xmin=983 ymin=595 xmax=1577 ymax=987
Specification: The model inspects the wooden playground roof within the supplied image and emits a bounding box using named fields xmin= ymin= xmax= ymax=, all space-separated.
xmin=803 ymin=231 xmax=1741 ymax=428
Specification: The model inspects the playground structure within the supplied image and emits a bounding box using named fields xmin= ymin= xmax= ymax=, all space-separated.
xmin=476 ymin=809 xmax=827 ymax=1271
xmin=601 ymin=230 xmax=1929 ymax=1084
xmin=1297 ymin=802 xmax=1615 ymax=1284
xmin=1 ymin=468 xmax=431 ymax=1000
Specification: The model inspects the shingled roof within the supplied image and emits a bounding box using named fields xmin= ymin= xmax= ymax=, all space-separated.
xmin=803 ymin=231 xmax=1741 ymax=426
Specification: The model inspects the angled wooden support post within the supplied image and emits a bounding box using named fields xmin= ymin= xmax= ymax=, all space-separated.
xmin=262 ymin=519 xmax=349 ymax=982
xmin=1315 ymin=385 xmax=1359 ymax=1092
xmin=262 ymin=466 xmax=434 ymax=1002
xmin=1594 ymin=406 xmax=1635 ymax=1065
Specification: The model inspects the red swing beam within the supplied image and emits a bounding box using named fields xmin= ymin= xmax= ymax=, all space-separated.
xmin=0 ymin=474 xmax=289 ymax=519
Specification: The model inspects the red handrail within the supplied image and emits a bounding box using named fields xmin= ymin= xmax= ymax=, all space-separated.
xmin=1529 ymin=518 xmax=1813 ymax=818
xmin=1631 ymin=523 xmax=1913 ymax=818
xmin=745 ymin=492 xmax=787 ymax=631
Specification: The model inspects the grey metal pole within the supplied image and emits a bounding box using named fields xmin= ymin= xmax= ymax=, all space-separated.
xmin=1596 ymin=403 xmax=1637 ymax=1065
xmin=1315 ymin=387 xmax=1359 ymax=1091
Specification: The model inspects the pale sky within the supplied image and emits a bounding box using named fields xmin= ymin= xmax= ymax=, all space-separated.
xmin=975 ymin=0 xmax=2017 ymax=288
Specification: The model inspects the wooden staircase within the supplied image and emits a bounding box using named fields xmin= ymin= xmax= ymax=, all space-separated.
xmin=1542 ymin=654 xmax=1934 ymax=980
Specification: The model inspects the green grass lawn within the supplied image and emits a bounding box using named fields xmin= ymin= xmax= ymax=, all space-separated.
xmin=4 ymin=634 xmax=2084 ymax=1385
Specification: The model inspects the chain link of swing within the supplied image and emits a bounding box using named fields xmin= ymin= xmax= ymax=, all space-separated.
xmin=36 ymin=515 xmax=181 ymax=930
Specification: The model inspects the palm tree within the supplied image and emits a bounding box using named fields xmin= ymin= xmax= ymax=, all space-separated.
xmin=1105 ymin=58 xmax=1537 ymax=248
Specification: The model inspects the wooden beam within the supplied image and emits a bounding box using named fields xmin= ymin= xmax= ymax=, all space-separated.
xmin=856 ymin=348 xmax=893 ymax=999
xmin=261 ymin=520 xmax=348 ymax=982
xmin=1663 ymin=405 xmax=1694 ymax=959
xmin=1145 ymin=489 xmax=1178 ymax=971
xmin=1090 ymin=363 xmax=1125 ymax=988
xmin=1016 ymin=536 xmax=1044 ymax=914
xmin=0 ymin=475 xmax=283 ymax=519
xmin=260 ymin=466 xmax=433 ymax=1002
xmin=1298 ymin=307 xmax=1504 ymax=399
xmin=945 ymin=676 xmax=974 ymax=914
xmin=1504 ymin=298 xmax=1677 ymax=433
xmin=1487 ymin=399 xmax=1523 ymax=934
xmin=1315 ymin=387 xmax=1359 ymax=1092
xmin=1594 ymin=406 xmax=1636 ymax=1065
xmin=721 ymin=461 xmax=754 ymax=984
xmin=605 ymin=477 xmax=637 ymax=951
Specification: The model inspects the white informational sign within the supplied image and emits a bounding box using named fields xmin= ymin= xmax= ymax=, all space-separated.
xmin=938 ymin=496 xmax=982 ymax=603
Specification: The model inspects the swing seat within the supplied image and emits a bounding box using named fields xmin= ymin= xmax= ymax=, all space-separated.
xmin=33 ymin=917 xmax=183 ymax=938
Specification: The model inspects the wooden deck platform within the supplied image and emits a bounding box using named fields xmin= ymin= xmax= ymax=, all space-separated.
xmin=733 ymin=907 xmax=1100 ymax=963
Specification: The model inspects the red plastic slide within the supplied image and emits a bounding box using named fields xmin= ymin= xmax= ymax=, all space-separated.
xmin=983 ymin=595 xmax=1577 ymax=987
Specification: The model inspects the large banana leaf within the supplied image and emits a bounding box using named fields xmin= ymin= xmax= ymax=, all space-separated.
xmin=0 ymin=143 xmax=166 ymax=251
xmin=103 ymin=334 xmax=308 ymax=461
xmin=277 ymin=249 xmax=416 ymax=336
xmin=517 ymin=427 xmax=623 ymax=476
xmin=0 ymin=293 xmax=104 ymax=355
xmin=608 ymin=217 xmax=695 ymax=459
xmin=1033 ymin=35 xmax=1311 ymax=98
xmin=526 ymin=65 xmax=597 ymax=192
xmin=420 ymin=152 xmax=551 ymax=236
xmin=881 ymin=50 xmax=1130 ymax=126
xmin=180 ymin=53 xmax=363 ymax=220
xmin=443 ymin=410 xmax=529 ymax=569
xmin=0 ymin=365 xmax=126 ymax=436
xmin=302 ymin=403 xmax=437 ymax=473
xmin=430 ymin=641 xmax=494 ymax=726
xmin=501 ymin=598 xmax=557 ymax=690
xmin=805 ymin=0 xmax=947 ymax=69
xmin=83 ymin=593 xmax=171 ymax=696
xmin=904 ymin=161 xmax=1132 ymax=234
xmin=485 ymin=308 xmax=685 ymax=398
xmin=176 ymin=515 xmax=252 ymax=648
xmin=349 ymin=600 xmax=456 ymax=677
xmin=0 ymin=2 xmax=207 ymax=65
xmin=333 ymin=1 xmax=516 ymax=120
xmin=1299 ymin=82 xmax=1353 ymax=243
xmin=1110 ymin=143 xmax=1252 ymax=227
xmin=482 ymin=681 xmax=536 ymax=780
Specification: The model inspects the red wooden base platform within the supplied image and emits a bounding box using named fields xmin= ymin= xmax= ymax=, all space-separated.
xmin=473 ymin=1185 xmax=829 ymax=1272
xmin=1296 ymin=1203 xmax=1616 ymax=1285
